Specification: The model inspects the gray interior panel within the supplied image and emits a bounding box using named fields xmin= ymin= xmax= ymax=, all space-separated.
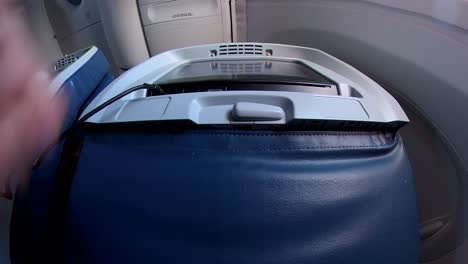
xmin=245 ymin=0 xmax=468 ymax=262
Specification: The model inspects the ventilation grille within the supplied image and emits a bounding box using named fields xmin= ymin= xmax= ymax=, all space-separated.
xmin=218 ymin=44 xmax=264 ymax=56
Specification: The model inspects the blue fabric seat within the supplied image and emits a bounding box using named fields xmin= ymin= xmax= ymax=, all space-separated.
xmin=60 ymin=130 xmax=418 ymax=264
xmin=10 ymin=49 xmax=114 ymax=264
xmin=12 ymin=128 xmax=419 ymax=263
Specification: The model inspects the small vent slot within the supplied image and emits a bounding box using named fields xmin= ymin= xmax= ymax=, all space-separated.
xmin=218 ymin=44 xmax=264 ymax=56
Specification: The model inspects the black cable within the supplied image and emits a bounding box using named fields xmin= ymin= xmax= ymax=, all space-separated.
xmin=62 ymin=83 xmax=163 ymax=138
xmin=40 ymin=83 xmax=165 ymax=261
xmin=34 ymin=83 xmax=162 ymax=168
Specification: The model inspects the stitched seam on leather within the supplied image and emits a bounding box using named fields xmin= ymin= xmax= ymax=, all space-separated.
xmin=124 ymin=142 xmax=395 ymax=153
xmin=260 ymin=145 xmax=389 ymax=151
xmin=173 ymin=132 xmax=387 ymax=136
xmin=90 ymin=132 xmax=397 ymax=151
xmin=184 ymin=144 xmax=393 ymax=152
xmin=92 ymin=137 xmax=396 ymax=148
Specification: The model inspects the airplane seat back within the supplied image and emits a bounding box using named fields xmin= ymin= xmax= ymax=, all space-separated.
xmin=56 ymin=129 xmax=419 ymax=263
xmin=12 ymin=129 xmax=420 ymax=263
xmin=9 ymin=44 xmax=419 ymax=263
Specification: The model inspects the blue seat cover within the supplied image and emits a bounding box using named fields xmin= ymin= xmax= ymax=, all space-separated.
xmin=10 ymin=49 xmax=114 ymax=264
xmin=58 ymin=130 xmax=418 ymax=263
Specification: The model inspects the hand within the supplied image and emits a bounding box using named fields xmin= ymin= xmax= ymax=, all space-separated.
xmin=0 ymin=3 xmax=66 ymax=198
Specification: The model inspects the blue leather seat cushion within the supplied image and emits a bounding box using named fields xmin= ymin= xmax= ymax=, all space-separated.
xmin=61 ymin=130 xmax=419 ymax=263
